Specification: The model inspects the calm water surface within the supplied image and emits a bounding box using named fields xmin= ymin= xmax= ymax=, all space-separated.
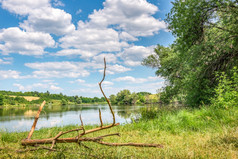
xmin=0 ymin=104 xmax=143 ymax=132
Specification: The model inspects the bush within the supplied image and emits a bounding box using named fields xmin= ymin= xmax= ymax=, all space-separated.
xmin=210 ymin=67 xmax=238 ymax=109
xmin=61 ymin=98 xmax=68 ymax=105
xmin=140 ymin=107 xmax=158 ymax=120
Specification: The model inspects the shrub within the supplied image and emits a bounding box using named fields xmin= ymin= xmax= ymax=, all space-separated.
xmin=140 ymin=107 xmax=158 ymax=120
xmin=210 ymin=67 xmax=238 ymax=109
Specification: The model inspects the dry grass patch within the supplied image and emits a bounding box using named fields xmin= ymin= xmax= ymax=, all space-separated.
xmin=9 ymin=96 xmax=40 ymax=101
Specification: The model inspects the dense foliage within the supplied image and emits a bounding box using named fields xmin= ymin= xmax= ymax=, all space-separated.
xmin=109 ymin=90 xmax=158 ymax=105
xmin=210 ymin=67 xmax=238 ymax=108
xmin=0 ymin=94 xmax=4 ymax=106
xmin=143 ymin=0 xmax=238 ymax=106
xmin=0 ymin=90 xmax=105 ymax=106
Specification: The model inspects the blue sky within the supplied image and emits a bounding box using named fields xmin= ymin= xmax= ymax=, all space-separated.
xmin=0 ymin=0 xmax=174 ymax=97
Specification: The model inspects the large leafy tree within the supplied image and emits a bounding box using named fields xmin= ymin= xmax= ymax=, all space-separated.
xmin=143 ymin=0 xmax=238 ymax=106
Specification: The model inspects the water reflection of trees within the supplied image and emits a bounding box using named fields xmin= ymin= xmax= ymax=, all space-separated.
xmin=0 ymin=105 xmax=146 ymax=122
xmin=0 ymin=105 xmax=108 ymax=122
xmin=116 ymin=105 xmax=142 ymax=119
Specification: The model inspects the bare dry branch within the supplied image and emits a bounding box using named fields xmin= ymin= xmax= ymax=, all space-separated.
xmin=99 ymin=108 xmax=103 ymax=127
xmin=79 ymin=143 xmax=92 ymax=150
xmin=79 ymin=114 xmax=85 ymax=134
xmin=94 ymin=141 xmax=164 ymax=148
xmin=50 ymin=140 xmax=56 ymax=149
xmin=27 ymin=101 xmax=46 ymax=139
xmin=98 ymin=57 xmax=115 ymax=125
xmin=21 ymin=58 xmax=163 ymax=150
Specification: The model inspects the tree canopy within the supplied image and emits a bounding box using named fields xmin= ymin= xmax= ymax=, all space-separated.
xmin=143 ymin=0 xmax=238 ymax=106
xmin=109 ymin=90 xmax=158 ymax=105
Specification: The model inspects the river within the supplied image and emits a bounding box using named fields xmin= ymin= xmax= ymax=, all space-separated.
xmin=0 ymin=104 xmax=143 ymax=132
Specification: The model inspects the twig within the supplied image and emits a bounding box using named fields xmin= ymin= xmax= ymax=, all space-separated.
xmin=79 ymin=114 xmax=85 ymax=134
xmin=78 ymin=143 xmax=92 ymax=150
xmin=55 ymin=128 xmax=82 ymax=139
xmin=27 ymin=101 xmax=46 ymax=139
xmin=51 ymin=128 xmax=82 ymax=149
xmin=94 ymin=141 xmax=164 ymax=148
xmin=50 ymin=140 xmax=56 ymax=149
xmin=97 ymin=133 xmax=120 ymax=138
xmin=99 ymin=108 xmax=103 ymax=127
xmin=34 ymin=145 xmax=57 ymax=151
xmin=98 ymin=57 xmax=115 ymax=125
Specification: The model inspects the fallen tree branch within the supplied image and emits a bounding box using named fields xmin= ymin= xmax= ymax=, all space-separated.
xmin=21 ymin=133 xmax=120 ymax=146
xmin=21 ymin=58 xmax=163 ymax=150
xmin=27 ymin=101 xmax=46 ymax=139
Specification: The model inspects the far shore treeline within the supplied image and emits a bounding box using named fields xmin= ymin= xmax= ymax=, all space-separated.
xmin=0 ymin=90 xmax=105 ymax=106
xmin=0 ymin=90 xmax=159 ymax=106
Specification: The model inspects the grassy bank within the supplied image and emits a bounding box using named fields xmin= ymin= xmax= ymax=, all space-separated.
xmin=1 ymin=100 xmax=107 ymax=109
xmin=0 ymin=106 xmax=237 ymax=158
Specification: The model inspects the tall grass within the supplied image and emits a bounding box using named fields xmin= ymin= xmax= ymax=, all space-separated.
xmin=139 ymin=106 xmax=238 ymax=133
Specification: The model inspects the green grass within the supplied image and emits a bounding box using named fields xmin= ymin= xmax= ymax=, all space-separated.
xmin=0 ymin=106 xmax=237 ymax=158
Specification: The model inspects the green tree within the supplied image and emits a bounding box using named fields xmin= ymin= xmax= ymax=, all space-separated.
xmin=109 ymin=94 xmax=117 ymax=104
xmin=75 ymin=97 xmax=82 ymax=104
xmin=114 ymin=90 xmax=139 ymax=105
xmin=138 ymin=94 xmax=146 ymax=104
xmin=0 ymin=94 xmax=4 ymax=106
xmin=130 ymin=92 xmax=138 ymax=104
xmin=15 ymin=96 xmax=27 ymax=103
xmin=116 ymin=90 xmax=131 ymax=105
xmin=137 ymin=92 xmax=152 ymax=96
xmin=143 ymin=0 xmax=238 ymax=106
xmin=61 ymin=98 xmax=68 ymax=105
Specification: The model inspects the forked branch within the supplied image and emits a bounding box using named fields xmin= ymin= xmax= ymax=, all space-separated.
xmin=21 ymin=58 xmax=163 ymax=150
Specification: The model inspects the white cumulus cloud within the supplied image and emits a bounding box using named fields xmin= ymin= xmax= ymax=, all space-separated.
xmin=20 ymin=7 xmax=75 ymax=35
xmin=0 ymin=57 xmax=13 ymax=64
xmin=0 ymin=27 xmax=55 ymax=55
xmin=92 ymin=53 xmax=118 ymax=63
xmin=118 ymin=45 xmax=155 ymax=66
xmin=113 ymin=76 xmax=147 ymax=83
xmin=88 ymin=0 xmax=166 ymax=36
xmin=25 ymin=61 xmax=131 ymax=78
xmin=13 ymin=82 xmax=63 ymax=91
xmin=1 ymin=0 xmax=50 ymax=15
xmin=1 ymin=0 xmax=75 ymax=36
xmin=99 ymin=64 xmax=131 ymax=75
xmin=59 ymin=28 xmax=127 ymax=58
xmin=25 ymin=61 xmax=90 ymax=78
xmin=0 ymin=70 xmax=24 ymax=79
xmin=52 ymin=0 xmax=64 ymax=7
xmin=113 ymin=75 xmax=163 ymax=84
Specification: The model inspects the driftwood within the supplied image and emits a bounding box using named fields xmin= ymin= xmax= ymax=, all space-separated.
xmin=21 ymin=58 xmax=163 ymax=150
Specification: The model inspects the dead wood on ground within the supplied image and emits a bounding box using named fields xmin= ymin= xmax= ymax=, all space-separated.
xmin=21 ymin=58 xmax=163 ymax=150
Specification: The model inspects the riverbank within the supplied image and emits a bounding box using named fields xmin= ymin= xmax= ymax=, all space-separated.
xmin=0 ymin=106 xmax=237 ymax=158
xmin=0 ymin=101 xmax=107 ymax=109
